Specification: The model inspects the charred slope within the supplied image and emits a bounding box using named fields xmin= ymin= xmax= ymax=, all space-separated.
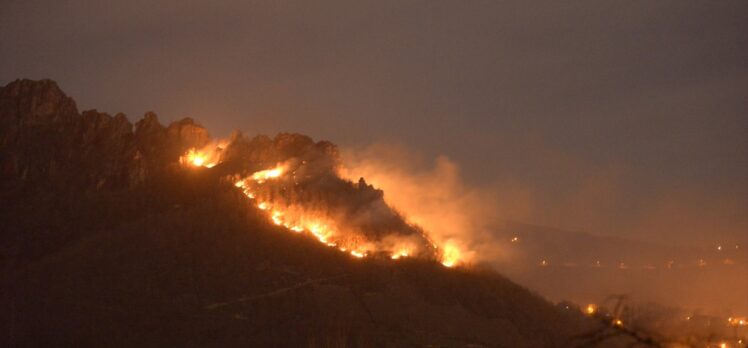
xmin=0 ymin=79 xmax=593 ymax=347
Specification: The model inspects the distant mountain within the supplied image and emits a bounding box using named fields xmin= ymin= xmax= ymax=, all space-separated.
xmin=0 ymin=79 xmax=599 ymax=347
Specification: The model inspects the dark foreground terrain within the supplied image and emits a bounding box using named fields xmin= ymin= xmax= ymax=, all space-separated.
xmin=1 ymin=79 xmax=597 ymax=347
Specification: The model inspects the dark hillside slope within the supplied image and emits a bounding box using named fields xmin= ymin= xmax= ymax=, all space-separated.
xmin=0 ymin=79 xmax=594 ymax=347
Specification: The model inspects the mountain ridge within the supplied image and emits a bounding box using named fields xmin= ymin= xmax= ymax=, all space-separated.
xmin=0 ymin=79 xmax=596 ymax=347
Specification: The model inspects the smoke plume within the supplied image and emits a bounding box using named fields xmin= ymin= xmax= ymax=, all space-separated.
xmin=339 ymin=143 xmax=513 ymax=264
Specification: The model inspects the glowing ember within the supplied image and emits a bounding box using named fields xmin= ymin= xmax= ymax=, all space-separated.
xmin=612 ymin=319 xmax=623 ymax=327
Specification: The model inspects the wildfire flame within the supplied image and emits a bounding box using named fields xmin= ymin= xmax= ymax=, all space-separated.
xmin=251 ymin=166 xmax=285 ymax=182
xmin=440 ymin=243 xmax=461 ymax=267
xmin=180 ymin=141 xmax=228 ymax=168
xmin=184 ymin=150 xmax=468 ymax=267
xmin=391 ymin=250 xmax=409 ymax=260
xmin=181 ymin=149 xmax=212 ymax=167
xmin=236 ymin=165 xmax=349 ymax=248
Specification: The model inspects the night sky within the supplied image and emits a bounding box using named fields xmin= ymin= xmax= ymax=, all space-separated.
xmin=2 ymin=0 xmax=746 ymax=247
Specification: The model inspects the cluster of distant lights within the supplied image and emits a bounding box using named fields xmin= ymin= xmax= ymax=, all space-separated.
xmin=681 ymin=315 xmax=746 ymax=347
xmin=507 ymin=236 xmax=742 ymax=270
xmin=582 ymin=304 xmax=624 ymax=328
xmin=580 ymin=304 xmax=747 ymax=347
xmin=528 ymin=233 xmax=746 ymax=347
xmin=682 ymin=316 xmax=747 ymax=326
xmin=583 ymin=302 xmax=748 ymax=328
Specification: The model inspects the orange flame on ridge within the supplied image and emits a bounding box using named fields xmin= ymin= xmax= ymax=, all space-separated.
xmin=180 ymin=141 xmax=228 ymax=168
xmin=182 ymin=149 xmax=468 ymax=267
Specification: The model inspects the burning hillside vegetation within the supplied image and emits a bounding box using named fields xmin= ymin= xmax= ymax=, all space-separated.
xmin=180 ymin=133 xmax=466 ymax=266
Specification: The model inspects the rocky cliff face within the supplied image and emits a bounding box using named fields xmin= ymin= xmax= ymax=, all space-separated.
xmin=0 ymin=80 xmax=215 ymax=262
xmin=0 ymin=79 xmax=349 ymax=191
xmin=0 ymin=79 xmax=215 ymax=191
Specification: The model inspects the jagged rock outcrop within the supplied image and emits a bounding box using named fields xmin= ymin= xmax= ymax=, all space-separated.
xmin=166 ymin=117 xmax=210 ymax=150
xmin=0 ymin=79 xmax=212 ymax=191
xmin=0 ymin=79 xmax=219 ymax=263
xmin=0 ymin=78 xmax=78 ymax=128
